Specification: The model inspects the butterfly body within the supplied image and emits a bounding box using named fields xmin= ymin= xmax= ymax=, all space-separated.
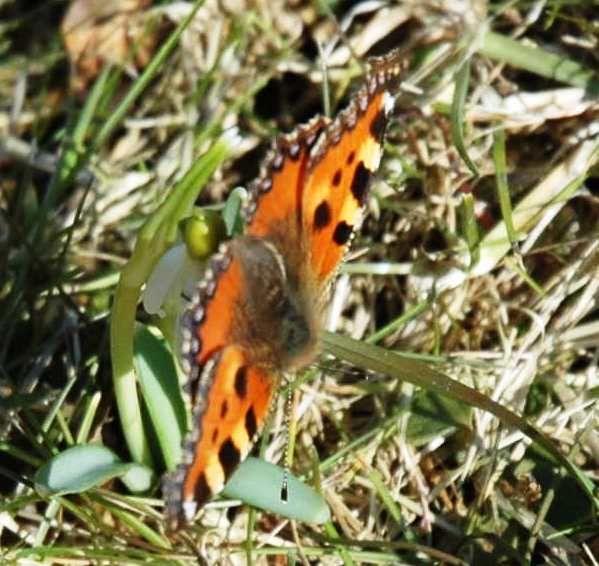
xmin=163 ymin=50 xmax=405 ymax=528
xmin=228 ymin=235 xmax=320 ymax=372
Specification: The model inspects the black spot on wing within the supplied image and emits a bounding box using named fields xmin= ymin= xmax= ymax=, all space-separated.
xmin=220 ymin=400 xmax=228 ymax=418
xmin=219 ymin=438 xmax=241 ymax=479
xmin=347 ymin=151 xmax=355 ymax=165
xmin=235 ymin=366 xmax=247 ymax=399
xmin=194 ymin=472 xmax=211 ymax=506
xmin=332 ymin=169 xmax=342 ymax=186
xmin=351 ymin=162 xmax=372 ymax=206
xmin=333 ymin=222 xmax=352 ymax=245
xmin=212 ymin=429 xmax=218 ymax=443
xmin=314 ymin=201 xmax=331 ymax=229
xmin=370 ymin=109 xmax=387 ymax=143
xmin=245 ymin=406 xmax=257 ymax=439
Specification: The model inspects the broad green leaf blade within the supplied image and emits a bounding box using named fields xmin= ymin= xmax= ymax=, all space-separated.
xmin=34 ymin=445 xmax=133 ymax=496
xmin=134 ymin=325 xmax=186 ymax=472
xmin=222 ymin=457 xmax=330 ymax=524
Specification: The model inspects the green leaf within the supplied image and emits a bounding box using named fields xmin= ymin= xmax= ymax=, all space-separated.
xmin=222 ymin=457 xmax=330 ymax=524
xmin=34 ymin=444 xmax=153 ymax=496
xmin=134 ymin=325 xmax=186 ymax=472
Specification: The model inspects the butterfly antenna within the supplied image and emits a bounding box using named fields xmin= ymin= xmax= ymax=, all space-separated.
xmin=280 ymin=384 xmax=294 ymax=503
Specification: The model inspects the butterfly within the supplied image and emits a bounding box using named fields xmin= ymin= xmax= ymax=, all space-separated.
xmin=162 ymin=49 xmax=405 ymax=528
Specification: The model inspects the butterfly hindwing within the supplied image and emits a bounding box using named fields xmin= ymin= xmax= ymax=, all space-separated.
xmin=179 ymin=248 xmax=240 ymax=374
xmin=165 ymin=345 xmax=275 ymax=526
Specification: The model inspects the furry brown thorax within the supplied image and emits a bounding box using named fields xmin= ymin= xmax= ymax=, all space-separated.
xmin=230 ymin=236 xmax=320 ymax=372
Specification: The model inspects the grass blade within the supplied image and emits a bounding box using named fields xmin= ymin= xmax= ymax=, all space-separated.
xmin=451 ymin=58 xmax=479 ymax=176
xmin=480 ymin=31 xmax=599 ymax=95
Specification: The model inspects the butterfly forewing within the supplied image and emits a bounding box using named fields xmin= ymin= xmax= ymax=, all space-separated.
xmin=246 ymin=117 xmax=329 ymax=238
xmin=302 ymin=89 xmax=391 ymax=284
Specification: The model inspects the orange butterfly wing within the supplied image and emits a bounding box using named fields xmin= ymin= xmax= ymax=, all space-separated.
xmin=173 ymin=346 xmax=273 ymax=524
xmin=245 ymin=117 xmax=329 ymax=238
xmin=245 ymin=61 xmax=402 ymax=288
xmin=189 ymin=252 xmax=240 ymax=365
xmin=303 ymin=88 xmax=392 ymax=283
xmin=164 ymin=251 xmax=277 ymax=527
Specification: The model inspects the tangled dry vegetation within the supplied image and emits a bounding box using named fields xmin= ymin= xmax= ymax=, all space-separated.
xmin=1 ymin=0 xmax=599 ymax=564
